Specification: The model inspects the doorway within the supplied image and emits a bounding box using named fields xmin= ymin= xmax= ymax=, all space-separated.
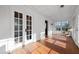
xmin=45 ymin=20 xmax=48 ymax=38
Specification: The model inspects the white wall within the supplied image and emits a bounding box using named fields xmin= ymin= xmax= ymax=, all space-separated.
xmin=0 ymin=6 xmax=11 ymax=40
xmin=0 ymin=5 xmax=51 ymax=52
xmin=71 ymin=6 xmax=79 ymax=47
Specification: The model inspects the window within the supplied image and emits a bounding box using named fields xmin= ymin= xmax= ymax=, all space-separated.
xmin=55 ymin=20 xmax=70 ymax=31
xmin=14 ymin=11 xmax=23 ymax=43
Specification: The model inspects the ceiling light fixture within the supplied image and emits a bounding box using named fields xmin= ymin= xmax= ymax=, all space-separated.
xmin=60 ymin=5 xmax=64 ymax=8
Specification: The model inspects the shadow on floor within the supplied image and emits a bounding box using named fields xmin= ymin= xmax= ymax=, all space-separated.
xmin=38 ymin=35 xmax=79 ymax=54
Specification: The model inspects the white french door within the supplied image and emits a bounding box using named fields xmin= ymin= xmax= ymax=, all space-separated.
xmin=14 ymin=11 xmax=32 ymax=46
xmin=14 ymin=11 xmax=23 ymax=43
xmin=25 ymin=15 xmax=32 ymax=40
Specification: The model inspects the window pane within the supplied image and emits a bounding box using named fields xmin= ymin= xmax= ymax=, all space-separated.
xmin=27 ymin=21 xmax=30 ymax=25
xmin=14 ymin=11 xmax=18 ymax=18
xmin=19 ymin=20 xmax=22 ymax=25
xmin=14 ymin=32 xmax=18 ymax=37
xmin=19 ymin=13 xmax=23 ymax=18
xmin=27 ymin=26 xmax=30 ymax=30
xmin=30 ymin=16 xmax=32 ymax=21
xmin=14 ymin=25 xmax=18 ymax=31
xmin=19 ymin=31 xmax=23 ymax=36
xmin=27 ymin=35 xmax=31 ymax=40
xmin=27 ymin=21 xmax=31 ymax=25
xmin=27 ymin=31 xmax=30 ymax=35
xmin=30 ymin=22 xmax=32 ymax=25
xmin=15 ymin=18 xmax=18 ymax=24
xmin=27 ymin=36 xmax=30 ymax=40
xmin=19 ymin=26 xmax=22 ymax=30
xmin=30 ymin=31 xmax=32 ymax=34
xmin=26 ymin=15 xmax=29 ymax=20
xmin=19 ymin=37 xmax=23 ymax=42
xmin=30 ymin=26 xmax=32 ymax=30
xmin=30 ymin=35 xmax=31 ymax=39
xmin=15 ymin=38 xmax=18 ymax=43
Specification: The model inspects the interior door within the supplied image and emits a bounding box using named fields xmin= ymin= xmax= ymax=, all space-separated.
xmin=45 ymin=20 xmax=48 ymax=38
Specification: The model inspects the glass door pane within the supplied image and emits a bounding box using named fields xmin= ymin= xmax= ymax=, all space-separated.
xmin=14 ymin=11 xmax=23 ymax=43
xmin=26 ymin=15 xmax=32 ymax=40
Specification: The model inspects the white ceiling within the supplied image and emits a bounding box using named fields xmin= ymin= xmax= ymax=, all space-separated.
xmin=27 ymin=5 xmax=78 ymax=20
